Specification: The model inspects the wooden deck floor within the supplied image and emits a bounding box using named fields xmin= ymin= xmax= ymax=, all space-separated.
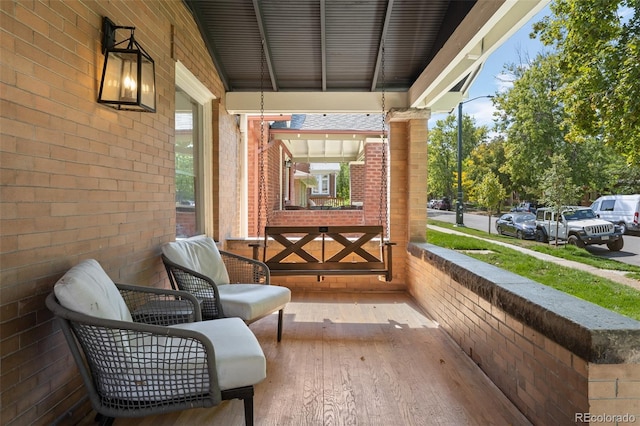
xmin=99 ymin=291 xmax=531 ymax=426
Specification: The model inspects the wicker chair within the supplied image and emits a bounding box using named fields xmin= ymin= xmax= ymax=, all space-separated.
xmin=162 ymin=236 xmax=291 ymax=342
xmin=47 ymin=259 xmax=266 ymax=426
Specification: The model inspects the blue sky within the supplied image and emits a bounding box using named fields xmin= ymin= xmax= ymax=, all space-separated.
xmin=429 ymin=5 xmax=551 ymax=130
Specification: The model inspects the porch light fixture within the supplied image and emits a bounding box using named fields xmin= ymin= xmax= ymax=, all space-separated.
xmin=284 ymin=158 xmax=292 ymax=168
xmin=97 ymin=17 xmax=156 ymax=112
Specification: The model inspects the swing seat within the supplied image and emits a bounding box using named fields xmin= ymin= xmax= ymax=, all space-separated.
xmin=251 ymin=226 xmax=394 ymax=282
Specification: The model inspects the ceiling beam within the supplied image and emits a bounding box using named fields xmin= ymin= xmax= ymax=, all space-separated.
xmin=252 ymin=0 xmax=278 ymax=91
xmin=371 ymin=0 xmax=395 ymax=92
xmin=320 ymin=0 xmax=327 ymax=92
xmin=226 ymin=91 xmax=409 ymax=114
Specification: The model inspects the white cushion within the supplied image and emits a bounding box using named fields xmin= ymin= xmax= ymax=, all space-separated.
xmin=171 ymin=318 xmax=266 ymax=390
xmin=162 ymin=236 xmax=230 ymax=285
xmin=217 ymin=284 xmax=291 ymax=321
xmin=54 ymin=259 xmax=132 ymax=322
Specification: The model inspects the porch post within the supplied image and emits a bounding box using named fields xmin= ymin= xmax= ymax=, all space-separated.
xmin=387 ymin=108 xmax=430 ymax=243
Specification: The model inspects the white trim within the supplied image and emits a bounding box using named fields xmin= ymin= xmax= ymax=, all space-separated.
xmin=176 ymin=61 xmax=215 ymax=103
xmin=175 ymin=61 xmax=216 ymax=236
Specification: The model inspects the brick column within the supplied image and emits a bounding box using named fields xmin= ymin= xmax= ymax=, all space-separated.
xmin=387 ymin=109 xmax=430 ymax=243
xmin=364 ymin=142 xmax=386 ymax=226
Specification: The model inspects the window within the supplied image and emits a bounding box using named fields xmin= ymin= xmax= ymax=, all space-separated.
xmin=175 ymin=88 xmax=202 ymax=238
xmin=601 ymin=200 xmax=616 ymax=211
xmin=311 ymin=174 xmax=330 ymax=195
xmin=174 ymin=61 xmax=215 ymax=238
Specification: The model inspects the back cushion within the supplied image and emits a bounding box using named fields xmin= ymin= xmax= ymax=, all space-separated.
xmin=162 ymin=236 xmax=230 ymax=285
xmin=54 ymin=259 xmax=133 ymax=322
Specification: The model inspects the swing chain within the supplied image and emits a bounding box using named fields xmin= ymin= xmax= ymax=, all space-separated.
xmin=257 ymin=40 xmax=267 ymax=237
xmin=379 ymin=40 xmax=389 ymax=240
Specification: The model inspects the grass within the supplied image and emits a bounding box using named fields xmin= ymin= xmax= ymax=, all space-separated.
xmin=425 ymin=223 xmax=640 ymax=321
xmin=428 ymin=218 xmax=640 ymax=273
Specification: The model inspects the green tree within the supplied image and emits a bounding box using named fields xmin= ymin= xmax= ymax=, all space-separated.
xmin=475 ymin=172 xmax=507 ymax=234
xmin=428 ymin=114 xmax=488 ymax=201
xmin=493 ymin=52 xmax=631 ymax=198
xmin=175 ymin=152 xmax=195 ymax=203
xmin=465 ymin=136 xmax=510 ymax=204
xmin=539 ymin=153 xmax=581 ymax=246
xmin=532 ymin=0 xmax=640 ymax=165
xmin=336 ymin=162 xmax=350 ymax=202
xmin=494 ymin=53 xmax=566 ymax=196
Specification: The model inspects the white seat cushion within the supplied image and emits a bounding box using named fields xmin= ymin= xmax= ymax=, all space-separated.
xmin=54 ymin=259 xmax=132 ymax=322
xmin=162 ymin=236 xmax=230 ymax=285
xmin=171 ymin=317 xmax=266 ymax=390
xmin=217 ymin=284 xmax=291 ymax=321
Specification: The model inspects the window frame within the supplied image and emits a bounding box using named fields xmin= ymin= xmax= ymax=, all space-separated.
xmin=175 ymin=61 xmax=215 ymax=237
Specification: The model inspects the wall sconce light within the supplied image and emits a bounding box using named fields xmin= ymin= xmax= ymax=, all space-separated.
xmin=97 ymin=17 xmax=156 ymax=112
xmin=284 ymin=158 xmax=292 ymax=168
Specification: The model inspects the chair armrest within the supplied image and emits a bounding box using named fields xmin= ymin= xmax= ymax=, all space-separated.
xmin=46 ymin=292 xmax=222 ymax=413
xmin=116 ymin=283 xmax=203 ymax=323
xmin=161 ymin=254 xmax=225 ymax=319
xmin=220 ymin=250 xmax=270 ymax=285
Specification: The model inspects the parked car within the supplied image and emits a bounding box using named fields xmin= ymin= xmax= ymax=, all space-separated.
xmin=510 ymin=201 xmax=540 ymax=214
xmin=428 ymin=199 xmax=439 ymax=209
xmin=495 ymin=212 xmax=536 ymax=239
xmin=590 ymin=194 xmax=640 ymax=235
xmin=534 ymin=206 xmax=624 ymax=251
xmin=437 ymin=197 xmax=451 ymax=211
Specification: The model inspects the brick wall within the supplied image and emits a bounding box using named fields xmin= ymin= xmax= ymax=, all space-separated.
xmin=270 ymin=209 xmax=365 ymax=226
xmin=364 ymin=142 xmax=386 ymax=227
xmin=0 ymin=1 xmax=234 ymax=424
xmin=407 ymin=243 xmax=640 ymax=425
xmin=350 ymin=163 xmax=365 ymax=203
xmin=214 ymin=100 xmax=243 ymax=240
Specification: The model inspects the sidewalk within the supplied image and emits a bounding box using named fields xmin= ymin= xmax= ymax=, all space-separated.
xmin=428 ymin=224 xmax=640 ymax=291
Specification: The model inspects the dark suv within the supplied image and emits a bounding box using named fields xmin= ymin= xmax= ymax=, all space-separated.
xmin=437 ymin=197 xmax=451 ymax=211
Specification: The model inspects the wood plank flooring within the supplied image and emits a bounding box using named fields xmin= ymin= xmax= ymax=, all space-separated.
xmin=95 ymin=292 xmax=531 ymax=426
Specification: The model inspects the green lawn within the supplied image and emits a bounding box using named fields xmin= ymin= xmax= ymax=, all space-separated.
xmin=426 ymin=221 xmax=640 ymax=321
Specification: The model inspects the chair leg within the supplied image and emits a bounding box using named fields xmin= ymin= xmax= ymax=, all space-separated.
xmin=277 ymin=308 xmax=284 ymax=342
xmin=243 ymin=395 xmax=254 ymax=426
xmin=95 ymin=414 xmax=114 ymax=426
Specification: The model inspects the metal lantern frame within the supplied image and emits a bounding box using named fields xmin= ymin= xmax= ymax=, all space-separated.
xmin=97 ymin=17 xmax=156 ymax=112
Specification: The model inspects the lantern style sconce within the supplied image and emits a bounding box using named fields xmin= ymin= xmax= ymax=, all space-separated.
xmin=97 ymin=17 xmax=156 ymax=112
xmin=284 ymin=158 xmax=292 ymax=168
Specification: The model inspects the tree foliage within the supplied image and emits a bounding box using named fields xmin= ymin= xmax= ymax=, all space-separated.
xmin=493 ymin=53 xmax=566 ymax=196
xmin=474 ymin=172 xmax=507 ymax=233
xmin=532 ymin=0 xmax=640 ymax=165
xmin=465 ymin=136 xmax=510 ymax=202
xmin=493 ymin=51 xmax=638 ymax=198
xmin=427 ymin=114 xmax=488 ymax=200
xmin=336 ymin=162 xmax=350 ymax=201
xmin=540 ymin=153 xmax=581 ymax=211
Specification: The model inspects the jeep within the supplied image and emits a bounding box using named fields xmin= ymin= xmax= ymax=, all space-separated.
xmin=534 ymin=206 xmax=624 ymax=251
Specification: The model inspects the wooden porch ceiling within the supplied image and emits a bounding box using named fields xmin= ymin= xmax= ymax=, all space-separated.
xmin=183 ymin=0 xmax=549 ymax=114
xmin=91 ymin=292 xmax=531 ymax=425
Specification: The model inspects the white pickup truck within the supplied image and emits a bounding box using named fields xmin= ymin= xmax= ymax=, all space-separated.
xmin=534 ymin=206 xmax=624 ymax=251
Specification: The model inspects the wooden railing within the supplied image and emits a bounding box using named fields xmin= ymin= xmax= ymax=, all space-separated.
xmin=308 ymin=197 xmax=349 ymax=207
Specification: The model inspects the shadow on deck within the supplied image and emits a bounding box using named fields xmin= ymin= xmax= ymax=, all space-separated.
xmin=96 ymin=291 xmax=531 ymax=425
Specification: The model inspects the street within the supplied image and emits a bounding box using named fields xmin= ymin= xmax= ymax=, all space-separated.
xmin=428 ymin=209 xmax=640 ymax=267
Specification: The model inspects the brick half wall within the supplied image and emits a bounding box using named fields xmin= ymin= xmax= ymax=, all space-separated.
xmin=407 ymin=243 xmax=640 ymax=425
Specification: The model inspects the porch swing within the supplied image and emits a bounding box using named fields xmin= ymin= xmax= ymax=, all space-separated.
xmin=250 ymin=38 xmax=395 ymax=282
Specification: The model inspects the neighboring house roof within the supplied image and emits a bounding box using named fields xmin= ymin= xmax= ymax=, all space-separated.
xmin=278 ymin=114 xmax=386 ymax=132
xmin=272 ymin=114 xmax=385 ymax=163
